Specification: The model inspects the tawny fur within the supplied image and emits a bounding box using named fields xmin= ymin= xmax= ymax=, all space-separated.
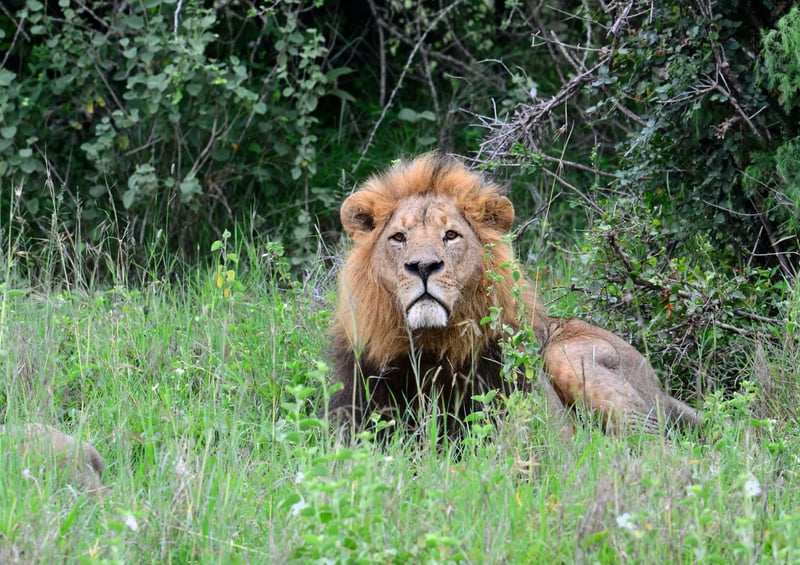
xmin=328 ymin=153 xmax=700 ymax=436
xmin=1 ymin=422 xmax=106 ymax=493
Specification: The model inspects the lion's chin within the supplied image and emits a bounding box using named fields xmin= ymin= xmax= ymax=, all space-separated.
xmin=406 ymin=298 xmax=450 ymax=329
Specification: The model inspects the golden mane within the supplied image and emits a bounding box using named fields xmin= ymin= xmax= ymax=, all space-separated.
xmin=335 ymin=153 xmax=547 ymax=369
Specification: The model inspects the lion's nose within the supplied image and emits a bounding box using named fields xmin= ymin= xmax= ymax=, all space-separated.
xmin=405 ymin=259 xmax=444 ymax=282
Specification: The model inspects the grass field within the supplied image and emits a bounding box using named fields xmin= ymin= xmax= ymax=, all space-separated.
xmin=1 ymin=224 xmax=799 ymax=563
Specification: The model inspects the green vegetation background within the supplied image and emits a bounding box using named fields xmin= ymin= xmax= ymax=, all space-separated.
xmin=1 ymin=1 xmax=799 ymax=561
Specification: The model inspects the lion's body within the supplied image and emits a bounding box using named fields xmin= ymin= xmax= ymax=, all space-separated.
xmin=1 ymin=423 xmax=106 ymax=492
xmin=541 ymin=317 xmax=700 ymax=432
xmin=328 ymin=153 xmax=700 ymax=435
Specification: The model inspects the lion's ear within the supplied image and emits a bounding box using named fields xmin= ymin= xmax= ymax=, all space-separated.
xmin=482 ymin=195 xmax=514 ymax=233
xmin=340 ymin=192 xmax=377 ymax=236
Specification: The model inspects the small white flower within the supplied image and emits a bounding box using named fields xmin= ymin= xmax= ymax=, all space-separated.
xmin=616 ymin=512 xmax=635 ymax=531
xmin=174 ymin=457 xmax=189 ymax=479
xmin=291 ymin=499 xmax=309 ymax=516
xmin=175 ymin=367 xmax=185 ymax=376
xmin=22 ymin=468 xmax=33 ymax=480
xmin=295 ymin=471 xmax=305 ymax=483
xmin=125 ymin=514 xmax=139 ymax=531
xmin=744 ymin=478 xmax=762 ymax=497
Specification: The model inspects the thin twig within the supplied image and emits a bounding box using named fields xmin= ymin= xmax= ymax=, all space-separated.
xmin=174 ymin=0 xmax=184 ymax=41
xmin=73 ymin=0 xmax=110 ymax=30
xmin=354 ymin=0 xmax=465 ymax=171
xmin=0 ymin=7 xmax=28 ymax=68
xmin=749 ymin=196 xmax=796 ymax=284
xmin=537 ymin=153 xmax=620 ymax=179
xmin=365 ymin=0 xmax=386 ymax=107
xmin=373 ymin=6 xmax=502 ymax=90
xmin=539 ymin=164 xmax=604 ymax=215
xmin=733 ymin=309 xmax=781 ymax=325
xmin=482 ymin=59 xmax=606 ymax=158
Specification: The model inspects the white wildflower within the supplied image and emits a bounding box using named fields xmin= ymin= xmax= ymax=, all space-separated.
xmin=616 ymin=512 xmax=635 ymax=531
xmin=174 ymin=457 xmax=190 ymax=479
xmin=125 ymin=514 xmax=139 ymax=532
xmin=291 ymin=499 xmax=309 ymax=516
xmin=744 ymin=477 xmax=762 ymax=498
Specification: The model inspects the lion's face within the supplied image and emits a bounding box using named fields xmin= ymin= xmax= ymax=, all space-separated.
xmin=372 ymin=195 xmax=486 ymax=330
xmin=337 ymin=153 xmax=517 ymax=362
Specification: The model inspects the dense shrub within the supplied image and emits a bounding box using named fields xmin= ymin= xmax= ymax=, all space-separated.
xmin=0 ymin=0 xmax=347 ymax=270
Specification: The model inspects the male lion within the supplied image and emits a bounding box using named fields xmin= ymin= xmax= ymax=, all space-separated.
xmin=328 ymin=153 xmax=700 ymax=437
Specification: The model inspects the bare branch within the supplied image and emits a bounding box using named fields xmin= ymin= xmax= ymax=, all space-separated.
xmin=174 ymin=0 xmax=184 ymax=41
xmin=608 ymin=1 xmax=634 ymax=36
xmin=0 ymin=7 xmax=29 ymax=68
xmin=354 ymin=0 xmax=465 ymax=172
xmin=480 ymin=59 xmax=606 ymax=158
xmin=366 ymin=0 xmax=386 ymax=107
xmin=749 ymin=196 xmax=797 ymax=285
xmin=371 ymin=3 xmax=505 ymax=90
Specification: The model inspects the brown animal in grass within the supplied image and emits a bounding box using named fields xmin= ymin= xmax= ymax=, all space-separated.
xmin=327 ymin=153 xmax=700 ymax=437
xmin=1 ymin=423 xmax=105 ymax=493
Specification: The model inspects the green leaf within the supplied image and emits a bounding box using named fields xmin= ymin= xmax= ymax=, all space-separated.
xmin=397 ymin=108 xmax=419 ymax=123
xmin=122 ymin=189 xmax=137 ymax=209
xmin=329 ymin=88 xmax=355 ymax=103
xmin=0 ymin=69 xmax=14 ymax=87
xmin=126 ymin=15 xmax=145 ymax=30
xmin=20 ymin=157 xmax=38 ymax=174
xmin=58 ymin=503 xmax=79 ymax=536
xmin=325 ymin=67 xmax=353 ymax=81
xmin=179 ymin=176 xmax=201 ymax=197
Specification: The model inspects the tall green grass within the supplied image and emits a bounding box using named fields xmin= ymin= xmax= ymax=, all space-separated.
xmin=1 ymin=192 xmax=799 ymax=563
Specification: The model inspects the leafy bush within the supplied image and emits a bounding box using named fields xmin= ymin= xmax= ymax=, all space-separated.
xmin=0 ymin=0 xmax=345 ymax=272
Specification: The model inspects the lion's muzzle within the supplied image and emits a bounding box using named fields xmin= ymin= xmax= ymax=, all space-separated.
xmin=403 ymin=256 xmax=450 ymax=329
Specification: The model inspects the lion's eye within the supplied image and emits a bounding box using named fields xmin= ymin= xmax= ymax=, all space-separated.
xmin=444 ymin=230 xmax=459 ymax=241
xmin=389 ymin=232 xmax=406 ymax=243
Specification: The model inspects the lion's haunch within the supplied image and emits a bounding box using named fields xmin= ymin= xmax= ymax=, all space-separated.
xmin=328 ymin=153 xmax=700 ymax=437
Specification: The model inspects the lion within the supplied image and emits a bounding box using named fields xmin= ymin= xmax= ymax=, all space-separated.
xmin=327 ymin=153 xmax=700 ymax=438
xmin=1 ymin=423 xmax=106 ymax=493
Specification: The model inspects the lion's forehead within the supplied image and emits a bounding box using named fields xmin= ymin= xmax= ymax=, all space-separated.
xmin=390 ymin=195 xmax=464 ymax=230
